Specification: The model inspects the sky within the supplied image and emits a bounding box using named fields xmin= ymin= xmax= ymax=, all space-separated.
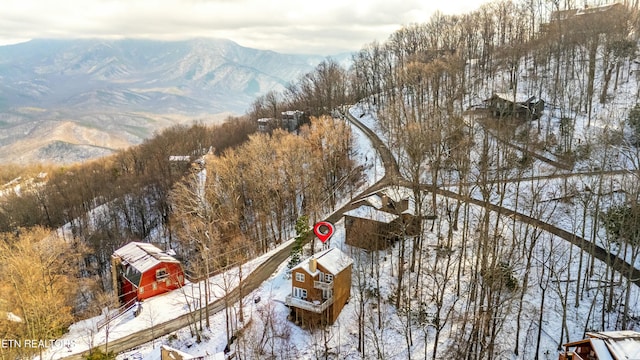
xmin=0 ymin=0 xmax=489 ymax=55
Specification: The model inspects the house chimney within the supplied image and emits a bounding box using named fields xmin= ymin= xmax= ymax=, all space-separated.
xmin=309 ymin=257 xmax=317 ymax=273
xmin=111 ymin=255 xmax=121 ymax=296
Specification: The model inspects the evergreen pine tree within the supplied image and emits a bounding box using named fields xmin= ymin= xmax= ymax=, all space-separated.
xmin=288 ymin=215 xmax=309 ymax=269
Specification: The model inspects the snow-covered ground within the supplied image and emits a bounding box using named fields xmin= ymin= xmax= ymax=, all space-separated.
xmin=49 ymin=56 xmax=640 ymax=358
xmin=115 ymin=218 xmax=361 ymax=360
xmin=108 ymin=97 xmax=639 ymax=359
xmin=42 ymin=113 xmax=384 ymax=360
xmin=44 ymin=237 xmax=296 ymax=359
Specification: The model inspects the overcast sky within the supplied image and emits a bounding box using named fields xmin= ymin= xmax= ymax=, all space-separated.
xmin=1 ymin=0 xmax=489 ymax=55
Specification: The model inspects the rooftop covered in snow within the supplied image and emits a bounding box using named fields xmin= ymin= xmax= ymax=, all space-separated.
xmin=113 ymin=242 xmax=180 ymax=273
xmin=292 ymin=247 xmax=353 ymax=276
xmin=562 ymin=331 xmax=640 ymax=360
xmin=344 ymin=205 xmax=399 ymax=224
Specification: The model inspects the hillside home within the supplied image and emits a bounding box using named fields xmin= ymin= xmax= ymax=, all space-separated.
xmin=256 ymin=111 xmax=305 ymax=133
xmin=548 ymin=3 xmax=625 ymax=25
xmin=281 ymin=110 xmax=305 ymax=132
xmin=344 ymin=187 xmax=420 ymax=250
xmin=542 ymin=3 xmax=627 ymax=38
xmin=111 ymin=242 xmax=185 ymax=305
xmin=286 ymin=247 xmax=353 ymax=326
xmin=168 ymin=155 xmax=194 ymax=175
xmin=485 ymin=93 xmax=545 ymax=120
xmin=559 ymin=331 xmax=640 ymax=360
xmin=257 ymin=117 xmax=274 ymax=133
xmin=344 ymin=205 xmax=399 ymax=250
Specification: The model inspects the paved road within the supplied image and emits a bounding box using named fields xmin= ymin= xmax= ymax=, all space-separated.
xmin=480 ymin=119 xmax=575 ymax=171
xmin=61 ymin=113 xmax=391 ymax=360
xmin=342 ymin=110 xmax=640 ymax=288
xmin=63 ymin=240 xmax=299 ymax=360
xmin=64 ymin=108 xmax=640 ymax=359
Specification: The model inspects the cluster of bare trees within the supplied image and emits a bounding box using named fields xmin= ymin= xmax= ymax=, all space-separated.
xmin=336 ymin=1 xmax=640 ymax=359
xmin=0 ymin=227 xmax=87 ymax=360
xmin=0 ymin=119 xmax=255 ymax=325
xmin=171 ymin=115 xmax=359 ymax=271
xmin=4 ymin=0 xmax=640 ymax=357
xmin=169 ymin=115 xmax=360 ymax=346
xmin=0 ymin=32 xmax=360 ymax=348
xmin=250 ymin=59 xmax=354 ymax=121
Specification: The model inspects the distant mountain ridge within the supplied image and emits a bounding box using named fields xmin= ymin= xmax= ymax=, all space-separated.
xmin=0 ymin=38 xmax=336 ymax=164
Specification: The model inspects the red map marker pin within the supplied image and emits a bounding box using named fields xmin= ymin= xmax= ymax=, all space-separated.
xmin=313 ymin=221 xmax=335 ymax=243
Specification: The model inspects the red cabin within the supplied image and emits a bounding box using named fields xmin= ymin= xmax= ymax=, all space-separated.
xmin=111 ymin=242 xmax=185 ymax=305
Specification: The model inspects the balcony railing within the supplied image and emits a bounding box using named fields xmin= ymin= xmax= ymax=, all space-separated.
xmin=314 ymin=280 xmax=333 ymax=290
xmin=285 ymin=295 xmax=334 ymax=313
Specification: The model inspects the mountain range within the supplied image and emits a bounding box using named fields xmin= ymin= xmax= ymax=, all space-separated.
xmin=0 ymin=38 xmax=338 ymax=164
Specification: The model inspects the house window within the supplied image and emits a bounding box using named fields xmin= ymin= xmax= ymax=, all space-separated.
xmin=156 ymin=268 xmax=168 ymax=280
xmin=139 ymin=286 xmax=144 ymax=294
xmin=295 ymin=273 xmax=305 ymax=283
xmin=325 ymin=273 xmax=334 ymax=283
xmin=293 ymin=287 xmax=307 ymax=299
xmin=322 ymin=289 xmax=333 ymax=300
xmin=152 ymin=282 xmax=158 ymax=290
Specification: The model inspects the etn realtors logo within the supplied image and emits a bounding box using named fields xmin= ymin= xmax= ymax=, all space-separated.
xmin=1 ymin=339 xmax=74 ymax=349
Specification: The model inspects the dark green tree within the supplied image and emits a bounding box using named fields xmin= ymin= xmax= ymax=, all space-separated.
xmin=288 ymin=215 xmax=309 ymax=269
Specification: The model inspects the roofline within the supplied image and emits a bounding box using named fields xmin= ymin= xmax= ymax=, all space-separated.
xmin=562 ymin=338 xmax=592 ymax=348
xmin=113 ymin=241 xmax=181 ymax=273
xmin=291 ymin=247 xmax=353 ymax=275
xmin=586 ymin=330 xmax=640 ymax=339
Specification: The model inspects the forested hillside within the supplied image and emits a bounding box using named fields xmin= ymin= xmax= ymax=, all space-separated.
xmin=4 ymin=0 xmax=640 ymax=359
xmin=247 ymin=1 xmax=640 ymax=357
xmin=369 ymin=2 xmax=640 ymax=359
xmin=0 ymin=56 xmax=360 ymax=359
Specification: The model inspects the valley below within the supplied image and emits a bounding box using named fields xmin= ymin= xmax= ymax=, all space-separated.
xmin=0 ymin=38 xmax=333 ymax=164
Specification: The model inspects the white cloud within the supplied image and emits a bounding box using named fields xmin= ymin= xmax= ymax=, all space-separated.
xmin=0 ymin=0 xmax=489 ymax=54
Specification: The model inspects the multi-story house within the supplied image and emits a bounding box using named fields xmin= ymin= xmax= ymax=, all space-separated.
xmin=111 ymin=242 xmax=185 ymax=305
xmin=286 ymin=247 xmax=353 ymax=326
xmin=344 ymin=186 xmax=420 ymax=250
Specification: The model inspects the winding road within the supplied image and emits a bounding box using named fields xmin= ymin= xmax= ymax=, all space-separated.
xmin=62 ymin=107 xmax=640 ymax=359
xmin=343 ymin=109 xmax=640 ymax=287
xmin=61 ymin=111 xmax=392 ymax=360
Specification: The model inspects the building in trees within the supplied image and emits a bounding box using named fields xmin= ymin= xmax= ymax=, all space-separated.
xmin=344 ymin=205 xmax=399 ymax=250
xmin=286 ymin=247 xmax=352 ymax=326
xmin=344 ymin=187 xmax=419 ymax=250
xmin=559 ymin=331 xmax=640 ymax=360
xmin=544 ymin=3 xmax=626 ymax=31
xmin=281 ymin=110 xmax=305 ymax=132
xmin=111 ymin=242 xmax=185 ymax=305
xmin=257 ymin=118 xmax=274 ymax=133
xmin=256 ymin=111 xmax=305 ymax=133
xmin=485 ymin=93 xmax=545 ymax=120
